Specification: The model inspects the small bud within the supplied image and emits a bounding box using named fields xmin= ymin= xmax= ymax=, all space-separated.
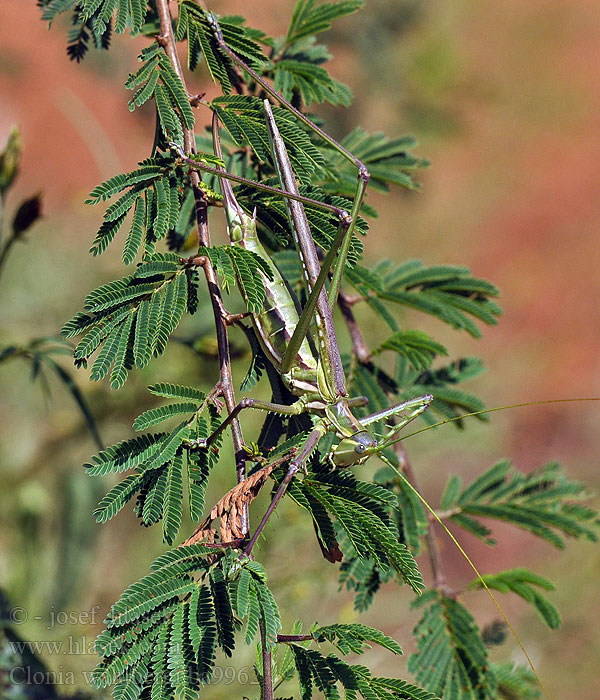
xmin=12 ymin=193 xmax=43 ymax=238
xmin=0 ymin=127 xmax=22 ymax=193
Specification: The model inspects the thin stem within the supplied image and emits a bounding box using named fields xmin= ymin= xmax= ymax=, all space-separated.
xmin=338 ymin=290 xmax=371 ymax=363
xmin=393 ymin=441 xmax=453 ymax=595
xmin=0 ymin=231 xmax=16 ymax=282
xmin=277 ymin=634 xmax=312 ymax=643
xmin=261 ymin=625 xmax=274 ymax=700
xmin=156 ymin=0 xmax=249 ymax=530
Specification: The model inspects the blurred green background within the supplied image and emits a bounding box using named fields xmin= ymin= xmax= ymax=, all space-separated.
xmin=1 ymin=0 xmax=599 ymax=697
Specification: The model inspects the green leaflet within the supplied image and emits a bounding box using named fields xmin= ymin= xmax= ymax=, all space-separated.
xmin=442 ymin=460 xmax=599 ymax=547
xmin=65 ymin=262 xmax=189 ymax=388
xmin=178 ymin=3 xmax=266 ymax=88
xmin=302 ymin=477 xmax=424 ymax=595
xmin=199 ymin=243 xmax=273 ymax=313
xmin=79 ymin=0 xmax=146 ymax=33
xmin=273 ymin=58 xmax=353 ymax=108
xmin=209 ymin=567 xmax=235 ymax=657
xmin=492 ymin=662 xmax=540 ymax=700
xmin=287 ymin=645 xmax=435 ymax=700
xmin=93 ymin=473 xmax=145 ymax=523
xmin=468 ymin=568 xmax=561 ymax=629
xmin=408 ymin=592 xmax=497 ymax=700
xmin=162 ymin=452 xmax=184 ymax=545
xmin=352 ymin=259 xmax=501 ymax=339
xmin=133 ymin=402 xmax=200 ymax=431
xmin=213 ymin=95 xmax=325 ymax=181
xmin=312 ymin=623 xmax=402 ymax=656
xmin=375 ymin=330 xmax=448 ymax=373
xmin=285 ymin=1 xmax=364 ymax=45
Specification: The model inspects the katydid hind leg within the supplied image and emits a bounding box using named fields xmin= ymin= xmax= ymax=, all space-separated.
xmin=263 ymin=100 xmax=347 ymax=398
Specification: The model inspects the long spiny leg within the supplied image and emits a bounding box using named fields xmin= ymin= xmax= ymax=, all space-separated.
xmin=361 ymin=395 xmax=434 ymax=428
xmin=361 ymin=395 xmax=433 ymax=452
xmin=263 ymin=101 xmax=347 ymax=399
xmin=208 ymin=14 xmax=370 ymax=310
xmin=171 ymin=143 xmax=351 ymax=224
xmin=244 ymin=424 xmax=326 ymax=554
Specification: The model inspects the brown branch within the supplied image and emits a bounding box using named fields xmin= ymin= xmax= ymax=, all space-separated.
xmin=338 ymin=290 xmax=371 ymax=363
xmin=261 ymin=624 xmax=274 ymax=700
xmin=155 ymin=0 xmax=249 ymax=531
xmin=276 ymin=634 xmax=313 ymax=643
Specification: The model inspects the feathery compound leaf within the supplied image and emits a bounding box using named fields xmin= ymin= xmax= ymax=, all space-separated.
xmin=493 ymin=662 xmax=541 ymax=700
xmin=155 ymin=83 xmax=184 ymax=144
xmin=273 ymin=58 xmax=353 ymax=108
xmin=122 ymin=196 xmax=146 ymax=264
xmin=85 ymin=432 xmax=167 ymax=476
xmin=162 ymin=452 xmax=184 ymax=544
xmin=468 ymin=568 xmax=561 ymax=629
xmin=153 ymin=175 xmax=171 ymax=240
xmin=213 ymin=95 xmax=325 ymax=179
xmin=367 ymin=259 xmax=501 ymax=338
xmin=200 ymin=243 xmax=273 ymax=313
xmin=286 ymin=0 xmax=364 ymax=44
xmin=110 ymin=311 xmax=135 ymax=390
xmin=133 ymin=402 xmax=199 ymax=431
xmin=179 ymin=3 xmax=266 ymax=87
xmin=339 ymin=556 xmax=392 ymax=613
xmin=148 ymin=383 xmax=206 ymax=401
xmin=209 ymin=567 xmax=235 ymax=657
xmin=408 ymin=592 xmax=497 ymax=700
xmin=376 ymin=330 xmax=448 ymax=373
xmin=442 ymin=460 xmax=599 ymax=547
xmin=144 ymin=421 xmax=192 ymax=473
xmin=141 ymin=470 xmax=168 ymax=526
xmin=254 ymin=578 xmax=282 ymax=650
xmin=157 ymin=53 xmax=195 ymax=129
xmin=328 ymin=128 xmax=427 ymax=194
xmin=313 ymin=624 xmax=402 ymax=656
xmin=86 ymin=164 xmax=165 ymax=205
xmin=303 ymin=479 xmax=424 ymax=594
xmin=167 ymin=603 xmax=191 ymax=699
xmin=226 ymin=245 xmax=273 ymax=313
xmin=94 ymin=473 xmax=144 ymax=523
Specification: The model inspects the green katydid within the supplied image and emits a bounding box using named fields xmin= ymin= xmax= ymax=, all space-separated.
xmin=172 ymin=101 xmax=433 ymax=477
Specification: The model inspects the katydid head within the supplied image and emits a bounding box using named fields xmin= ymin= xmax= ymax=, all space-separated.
xmin=332 ymin=430 xmax=378 ymax=467
xmin=330 ymin=394 xmax=434 ymax=467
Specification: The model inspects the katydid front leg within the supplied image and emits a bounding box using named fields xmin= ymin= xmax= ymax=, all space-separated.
xmin=185 ymin=396 xmax=313 ymax=450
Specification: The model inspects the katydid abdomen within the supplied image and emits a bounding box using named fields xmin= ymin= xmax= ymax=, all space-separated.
xmin=222 ymin=186 xmax=319 ymax=396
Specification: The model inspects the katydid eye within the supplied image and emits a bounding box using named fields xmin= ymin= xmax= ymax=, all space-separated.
xmin=355 ymin=444 xmax=366 ymax=454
